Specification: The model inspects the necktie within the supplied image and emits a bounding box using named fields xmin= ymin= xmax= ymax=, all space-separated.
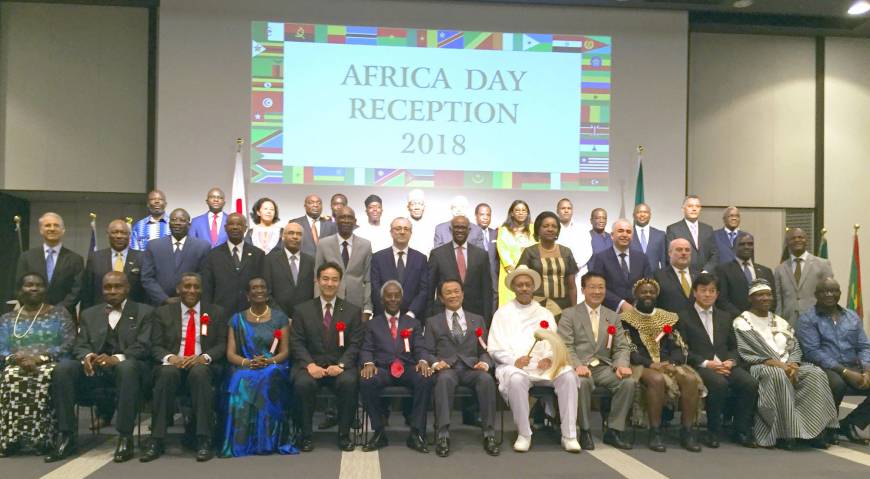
xmin=389 ymin=316 xmax=403 ymax=378
xmin=113 ymin=252 xmax=124 ymax=272
xmin=210 ymin=214 xmax=218 ymax=245
xmin=794 ymin=258 xmax=803 ymax=284
xmin=456 ymin=245 xmax=467 ymax=282
xmin=396 ymin=251 xmax=406 ymax=283
xmin=389 ymin=316 xmax=398 ymax=340
xmin=311 ymin=220 xmax=319 ymax=244
xmin=702 ymin=310 xmax=714 ymax=343
xmin=640 ymin=228 xmax=648 ymax=253
xmin=679 ymin=270 xmax=691 ymax=297
xmin=482 ymin=230 xmax=489 ymax=252
xmin=728 ymin=230 xmax=736 ymax=247
xmin=174 ymin=241 xmax=183 ymax=267
xmin=323 ymin=303 xmax=333 ymax=334
xmin=289 ymin=255 xmax=299 ymax=283
xmin=742 ymin=261 xmax=753 ymax=283
xmin=689 ymin=222 xmax=698 ymax=248
xmin=45 ymin=249 xmax=56 ymax=283
xmin=341 ymin=241 xmax=350 ymax=268
xmin=451 ymin=311 xmax=464 ymax=341
xmin=232 ymin=245 xmax=241 ymax=268
xmin=183 ymin=309 xmax=197 ymax=356
xmin=590 ymin=308 xmax=599 ymax=342
xmin=618 ymin=253 xmax=629 ymax=281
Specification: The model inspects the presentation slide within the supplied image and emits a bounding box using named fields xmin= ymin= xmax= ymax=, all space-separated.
xmin=250 ymin=22 xmax=611 ymax=191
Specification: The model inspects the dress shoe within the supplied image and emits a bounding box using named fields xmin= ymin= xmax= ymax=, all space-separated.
xmin=406 ymin=431 xmax=429 ymax=454
xmin=680 ymin=428 xmax=701 ymax=452
xmin=603 ymin=429 xmax=632 ymax=450
xmin=702 ymin=431 xmax=720 ymax=448
xmin=319 ymin=409 xmax=338 ymax=429
xmin=578 ymin=429 xmax=595 ymax=450
xmin=840 ymin=422 xmax=870 ymax=445
xmin=113 ymin=435 xmax=134 ymax=463
xmin=338 ymin=435 xmax=355 ymax=452
xmin=808 ymin=433 xmax=830 ymax=449
xmin=733 ymin=431 xmax=758 ymax=448
xmin=435 ymin=437 xmax=449 ymax=457
xmin=562 ymin=436 xmax=581 ymax=453
xmin=196 ymin=437 xmax=214 ymax=462
xmin=139 ymin=439 xmax=164 ymax=463
xmin=513 ymin=435 xmax=531 ymax=452
xmin=775 ymin=438 xmax=797 ymax=451
xmin=826 ymin=428 xmax=841 ymax=446
xmin=300 ymin=436 xmax=314 ymax=452
xmin=648 ymin=427 xmax=666 ymax=453
xmin=362 ymin=430 xmax=388 ymax=452
xmin=44 ymin=432 xmax=75 ymax=463
xmin=483 ymin=436 xmax=500 ymax=456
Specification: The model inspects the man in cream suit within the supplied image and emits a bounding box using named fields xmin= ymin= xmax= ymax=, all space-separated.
xmin=775 ymin=227 xmax=834 ymax=325
xmin=315 ymin=206 xmax=373 ymax=319
xmin=558 ymin=271 xmax=635 ymax=451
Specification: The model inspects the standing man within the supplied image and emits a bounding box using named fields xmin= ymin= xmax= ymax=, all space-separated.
xmin=15 ymin=212 xmax=83 ymax=314
xmin=315 ymin=206 xmax=373 ymax=318
xmin=201 ymin=213 xmax=265 ymax=315
xmin=433 ymin=196 xmax=482 ymax=249
xmin=189 ymin=187 xmax=228 ymax=248
xmin=653 ymin=239 xmax=698 ymax=314
xmin=665 ymin=195 xmax=719 ymax=272
xmin=263 ymin=221 xmax=315 ymax=317
xmin=558 ymin=272 xmax=635 ymax=451
xmin=140 ymin=208 xmax=211 ymax=306
xmin=630 ymin=203 xmax=666 ymax=271
xmin=774 ymin=227 xmax=833 ymax=325
xmin=406 ymin=189 xmax=435 ymax=256
xmin=589 ymin=208 xmax=612 ymax=255
xmin=715 ymin=232 xmax=775 ymax=318
xmin=130 ymin=190 xmax=169 ymax=251
xmin=82 ymin=218 xmax=145 ymax=309
xmin=713 ymin=206 xmax=743 ymax=265
xmin=292 ymin=194 xmax=337 ymax=258
xmin=556 ymin=198 xmax=592 ymax=273
xmin=473 ymin=202 xmax=500 ymax=307
xmin=370 ymin=217 xmax=429 ymax=319
xmin=329 ymin=193 xmax=348 ymax=221
xmin=356 ymin=194 xmax=391 ymax=253
xmin=589 ymin=219 xmax=652 ymax=313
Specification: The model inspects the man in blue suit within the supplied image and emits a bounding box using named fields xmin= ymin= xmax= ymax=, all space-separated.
xmin=589 ymin=219 xmax=652 ymax=312
xmin=630 ymin=203 xmax=667 ymax=271
xmin=370 ymin=217 xmax=429 ymax=319
xmin=712 ymin=206 xmax=743 ymax=265
xmin=140 ymin=208 xmax=211 ymax=305
xmin=189 ymin=187 xmax=228 ymax=248
xmin=471 ymin=203 xmax=499 ymax=307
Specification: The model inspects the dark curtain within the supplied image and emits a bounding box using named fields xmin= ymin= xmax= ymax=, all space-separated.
xmin=0 ymin=192 xmax=30 ymax=311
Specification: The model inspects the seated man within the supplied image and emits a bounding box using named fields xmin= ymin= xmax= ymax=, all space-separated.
xmin=558 ymin=272 xmax=635 ymax=451
xmin=797 ymin=277 xmax=870 ymax=445
xmin=359 ymin=281 xmax=434 ymax=453
xmin=424 ymin=279 xmax=499 ymax=457
xmin=140 ymin=273 xmax=227 ymax=463
xmin=488 ymin=266 xmax=580 ymax=453
xmin=52 ymin=272 xmax=152 ymax=463
xmin=290 ymin=261 xmax=364 ymax=452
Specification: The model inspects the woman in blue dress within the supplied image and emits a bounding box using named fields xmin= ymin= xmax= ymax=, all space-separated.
xmin=220 ymin=277 xmax=297 ymax=457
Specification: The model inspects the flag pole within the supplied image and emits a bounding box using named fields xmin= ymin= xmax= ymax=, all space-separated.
xmin=237 ymin=137 xmax=244 ymax=153
xmin=89 ymin=212 xmax=98 ymax=252
xmin=13 ymin=215 xmax=23 ymax=253
xmin=849 ymin=224 xmax=863 ymax=320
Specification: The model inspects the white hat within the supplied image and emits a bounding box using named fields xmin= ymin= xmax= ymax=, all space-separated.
xmin=505 ymin=265 xmax=542 ymax=292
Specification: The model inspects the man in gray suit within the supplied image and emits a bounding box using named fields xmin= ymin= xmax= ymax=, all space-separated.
xmin=424 ymin=279 xmax=499 ymax=458
xmin=315 ymin=206 xmax=373 ymax=319
xmin=558 ymin=271 xmax=635 ymax=450
xmin=775 ymin=227 xmax=834 ymax=325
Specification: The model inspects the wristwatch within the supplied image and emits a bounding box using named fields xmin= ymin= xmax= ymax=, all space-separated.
xmin=338 ymin=362 xmax=345 ymax=369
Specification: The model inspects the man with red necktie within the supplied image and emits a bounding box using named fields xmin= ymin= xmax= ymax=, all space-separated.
xmin=190 ymin=187 xmax=229 ymax=248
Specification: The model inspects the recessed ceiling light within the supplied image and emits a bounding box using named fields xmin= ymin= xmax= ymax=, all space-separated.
xmin=733 ymin=0 xmax=753 ymax=8
xmin=849 ymin=0 xmax=870 ymax=15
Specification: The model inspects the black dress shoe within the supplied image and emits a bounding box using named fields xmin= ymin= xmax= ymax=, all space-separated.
xmin=338 ymin=435 xmax=355 ymax=452
xmin=702 ymin=431 xmax=720 ymax=448
xmin=840 ymin=423 xmax=870 ymax=445
xmin=826 ymin=428 xmax=841 ymax=446
xmin=435 ymin=437 xmax=449 ymax=457
xmin=139 ymin=439 xmax=164 ymax=463
xmin=733 ymin=431 xmax=758 ymax=448
xmin=319 ymin=409 xmax=338 ymax=430
xmin=362 ymin=430 xmax=388 ymax=452
xmin=808 ymin=433 xmax=830 ymax=449
xmin=680 ymin=428 xmax=701 ymax=452
xmin=776 ymin=438 xmax=797 ymax=450
xmin=579 ymin=430 xmax=595 ymax=450
xmin=44 ymin=432 xmax=76 ymax=463
xmin=114 ymin=435 xmax=135 ymax=463
xmin=648 ymin=427 xmax=666 ymax=452
xmin=300 ymin=436 xmax=314 ymax=452
xmin=196 ymin=437 xmax=214 ymax=462
xmin=483 ymin=436 xmax=500 ymax=456
xmin=406 ymin=432 xmax=429 ymax=454
xmin=603 ymin=429 xmax=632 ymax=450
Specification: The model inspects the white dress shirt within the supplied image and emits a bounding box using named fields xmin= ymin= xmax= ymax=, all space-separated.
xmin=694 ymin=302 xmax=720 ymax=367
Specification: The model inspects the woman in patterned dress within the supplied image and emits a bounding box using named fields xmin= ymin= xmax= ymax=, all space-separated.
xmin=496 ymin=200 xmax=533 ymax=306
xmin=734 ymin=279 xmax=837 ymax=449
xmin=518 ymin=211 xmax=578 ymax=321
xmin=0 ymin=272 xmax=75 ymax=456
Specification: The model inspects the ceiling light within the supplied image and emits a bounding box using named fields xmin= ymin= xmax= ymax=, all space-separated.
xmin=733 ymin=0 xmax=753 ymax=8
xmin=848 ymin=0 xmax=870 ymax=15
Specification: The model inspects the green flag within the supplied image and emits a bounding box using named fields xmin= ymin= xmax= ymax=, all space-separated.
xmin=848 ymin=230 xmax=863 ymax=318
xmin=634 ymin=147 xmax=644 ymax=206
xmin=817 ymin=230 xmax=828 ymax=259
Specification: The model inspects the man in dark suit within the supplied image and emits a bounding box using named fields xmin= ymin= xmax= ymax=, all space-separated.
xmin=665 ymin=195 xmax=719 ymax=272
xmin=82 ymin=219 xmax=145 ymax=309
xmin=654 ymin=238 xmax=698 ymax=314
xmin=677 ymin=273 xmax=758 ymax=448
xmin=423 ymin=279 xmax=499 ymax=457
xmin=360 ymin=281 xmax=434 ymax=453
xmin=589 ymin=208 xmax=613 ymax=256
xmin=428 ymin=216 xmax=493 ymax=323
xmin=371 ymin=217 xmax=429 ymax=319
xmin=716 ymin=232 xmax=776 ymax=318
xmin=630 ymin=203 xmax=667 ymax=271
xmin=201 ymin=213 xmax=265 ymax=315
xmin=472 ymin=203 xmax=499 ymax=306
xmin=589 ymin=219 xmax=652 ymax=313
xmin=292 ymin=194 xmax=337 ymax=257
xmin=189 ymin=187 xmax=228 ymax=248
xmin=15 ymin=212 xmax=83 ymax=314
xmin=264 ymin=221 xmax=314 ymax=316
xmin=712 ymin=206 xmax=743 ymax=265
xmin=290 ymin=261 xmax=363 ymax=452
xmin=140 ymin=273 xmax=227 ymax=463
xmin=51 ymin=272 xmax=152 ymax=463
xmin=140 ymin=208 xmax=210 ymax=306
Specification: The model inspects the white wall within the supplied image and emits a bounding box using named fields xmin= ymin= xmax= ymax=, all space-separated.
xmin=156 ymin=0 xmax=688 ymax=230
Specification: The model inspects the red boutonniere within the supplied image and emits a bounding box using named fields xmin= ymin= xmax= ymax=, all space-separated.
xmin=475 ymin=326 xmax=487 ymax=349
xmin=540 ymin=320 xmax=550 ymax=330
xmin=270 ymin=329 xmax=282 ymax=354
xmin=655 ymin=324 xmax=673 ymax=343
xmin=336 ymin=321 xmax=346 ymax=347
xmin=606 ymin=324 xmax=617 ymax=349
xmin=401 ymin=328 xmax=412 ymax=353
xmin=200 ymin=313 xmax=210 ymax=336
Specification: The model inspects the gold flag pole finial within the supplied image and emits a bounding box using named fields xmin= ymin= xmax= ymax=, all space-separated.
xmin=236 ymin=137 xmax=244 ymax=153
xmin=125 ymin=216 xmax=133 ymax=225
xmin=13 ymin=215 xmax=21 ymax=225
xmin=637 ymin=145 xmax=644 ymax=154
xmin=821 ymin=227 xmax=827 ymax=235
xmin=89 ymin=212 xmax=97 ymax=221
xmin=854 ymin=224 xmax=861 ymax=232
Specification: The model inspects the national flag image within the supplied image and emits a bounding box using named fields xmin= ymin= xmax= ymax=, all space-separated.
xmin=579 ymin=156 xmax=609 ymax=173
xmin=817 ymin=228 xmax=828 ymax=259
xmin=634 ymin=146 xmax=645 ymax=206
